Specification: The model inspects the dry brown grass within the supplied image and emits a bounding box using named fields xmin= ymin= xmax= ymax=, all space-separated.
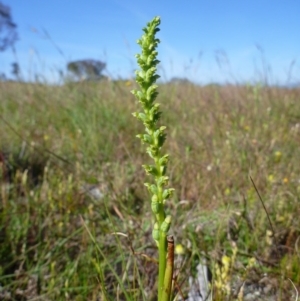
xmin=0 ymin=80 xmax=299 ymax=300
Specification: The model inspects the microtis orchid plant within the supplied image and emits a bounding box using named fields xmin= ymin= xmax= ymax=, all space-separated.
xmin=131 ymin=16 xmax=175 ymax=301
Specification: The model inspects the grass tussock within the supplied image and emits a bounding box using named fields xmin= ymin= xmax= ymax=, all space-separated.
xmin=0 ymin=80 xmax=300 ymax=300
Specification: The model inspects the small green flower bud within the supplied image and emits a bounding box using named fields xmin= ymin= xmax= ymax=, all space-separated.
xmin=151 ymin=194 xmax=160 ymax=214
xmin=158 ymin=154 xmax=169 ymax=166
xmin=143 ymin=164 xmax=158 ymax=176
xmin=144 ymin=183 xmax=157 ymax=195
xmin=162 ymin=188 xmax=174 ymax=200
xmin=152 ymin=222 xmax=160 ymax=241
xmin=161 ymin=215 xmax=172 ymax=234
xmin=157 ymin=175 xmax=169 ymax=187
xmin=141 ymin=134 xmax=152 ymax=144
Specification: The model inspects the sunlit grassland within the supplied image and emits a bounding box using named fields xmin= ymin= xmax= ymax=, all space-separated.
xmin=0 ymin=80 xmax=300 ymax=300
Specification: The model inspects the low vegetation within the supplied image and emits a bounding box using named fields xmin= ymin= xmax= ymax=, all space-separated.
xmin=0 ymin=74 xmax=300 ymax=299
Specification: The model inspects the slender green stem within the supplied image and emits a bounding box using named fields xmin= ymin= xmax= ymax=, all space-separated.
xmin=161 ymin=236 xmax=174 ymax=301
xmin=158 ymin=233 xmax=167 ymax=300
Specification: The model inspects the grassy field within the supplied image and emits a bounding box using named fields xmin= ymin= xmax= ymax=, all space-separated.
xmin=0 ymin=80 xmax=300 ymax=300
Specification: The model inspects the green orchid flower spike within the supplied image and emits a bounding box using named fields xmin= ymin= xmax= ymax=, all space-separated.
xmin=131 ymin=16 xmax=175 ymax=301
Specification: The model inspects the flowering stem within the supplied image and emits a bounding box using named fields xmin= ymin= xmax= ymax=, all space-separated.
xmin=131 ymin=16 xmax=174 ymax=301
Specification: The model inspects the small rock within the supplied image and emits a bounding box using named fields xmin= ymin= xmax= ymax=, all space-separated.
xmin=80 ymin=184 xmax=105 ymax=200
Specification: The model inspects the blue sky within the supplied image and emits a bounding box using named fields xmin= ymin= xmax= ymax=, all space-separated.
xmin=1 ymin=0 xmax=299 ymax=84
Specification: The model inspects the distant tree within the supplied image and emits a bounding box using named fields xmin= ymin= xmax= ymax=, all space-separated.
xmin=169 ymin=77 xmax=192 ymax=84
xmin=11 ymin=61 xmax=20 ymax=79
xmin=0 ymin=1 xmax=18 ymax=51
xmin=67 ymin=59 xmax=106 ymax=81
xmin=0 ymin=72 xmax=6 ymax=81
